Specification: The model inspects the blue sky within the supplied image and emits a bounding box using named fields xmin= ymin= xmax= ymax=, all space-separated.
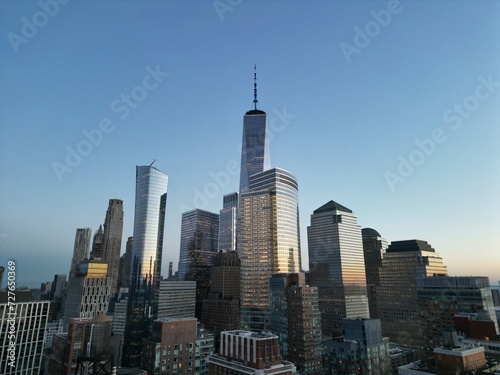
xmin=1 ymin=0 xmax=499 ymax=288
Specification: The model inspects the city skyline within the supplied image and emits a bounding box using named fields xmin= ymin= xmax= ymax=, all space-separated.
xmin=0 ymin=1 xmax=499 ymax=287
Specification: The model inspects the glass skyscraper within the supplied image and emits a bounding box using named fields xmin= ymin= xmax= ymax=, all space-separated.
xmin=239 ymin=167 xmax=301 ymax=331
xmin=307 ymin=200 xmax=369 ymax=337
xmin=238 ymin=67 xmax=271 ymax=196
xmin=177 ymin=208 xmax=219 ymax=318
xmin=123 ymin=164 xmax=168 ymax=368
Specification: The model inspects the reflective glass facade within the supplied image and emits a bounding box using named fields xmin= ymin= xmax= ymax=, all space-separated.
xmin=238 ymin=109 xmax=271 ymax=196
xmin=130 ymin=165 xmax=168 ymax=288
xmin=218 ymin=192 xmax=238 ymax=252
xmin=124 ymin=165 xmax=168 ymax=368
xmin=239 ymin=168 xmax=301 ymax=331
xmin=307 ymin=201 xmax=369 ymax=337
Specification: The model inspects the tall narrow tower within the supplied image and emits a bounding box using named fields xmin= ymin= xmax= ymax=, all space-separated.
xmin=69 ymin=228 xmax=91 ymax=280
xmin=238 ymin=65 xmax=271 ymax=196
xmin=123 ymin=164 xmax=168 ymax=368
xmin=103 ymin=199 xmax=124 ymax=297
xmin=308 ymin=201 xmax=369 ymax=337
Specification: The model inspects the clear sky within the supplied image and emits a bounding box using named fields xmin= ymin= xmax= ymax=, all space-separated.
xmin=1 ymin=0 xmax=499 ymax=288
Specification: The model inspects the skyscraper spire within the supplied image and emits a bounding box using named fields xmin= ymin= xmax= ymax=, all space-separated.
xmin=253 ymin=64 xmax=258 ymax=110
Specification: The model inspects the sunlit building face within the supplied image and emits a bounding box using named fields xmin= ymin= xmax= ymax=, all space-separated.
xmin=131 ymin=165 xmax=168 ymax=286
xmin=239 ymin=167 xmax=301 ymax=332
xmin=307 ymin=201 xmax=369 ymax=336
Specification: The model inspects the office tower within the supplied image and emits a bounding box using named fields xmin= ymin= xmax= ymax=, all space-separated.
xmin=239 ymin=167 xmax=301 ymax=331
xmin=218 ymin=192 xmax=238 ymax=252
xmin=201 ymin=251 xmax=241 ymax=348
xmin=270 ymin=273 xmax=322 ymax=374
xmin=50 ymin=314 xmax=113 ymax=375
xmin=362 ymin=228 xmax=388 ymax=319
xmin=124 ymin=164 xmax=168 ymax=368
xmin=178 ymin=208 xmax=219 ymax=318
xmin=108 ymin=288 xmax=129 ymax=335
xmin=377 ymin=240 xmax=448 ymax=349
xmin=142 ymin=318 xmax=214 ymax=375
xmin=324 ymin=318 xmax=390 ymax=375
xmin=307 ymin=200 xmax=369 ymax=337
xmin=0 ymin=291 xmax=50 ymax=375
xmin=238 ymin=66 xmax=271 ymax=197
xmin=119 ymin=236 xmax=133 ymax=288
xmin=69 ymin=227 xmax=91 ymax=279
xmin=417 ymin=276 xmax=498 ymax=351
xmin=64 ymin=260 xmax=111 ymax=327
xmin=103 ymin=199 xmax=124 ymax=296
xmin=50 ymin=273 xmax=66 ymax=300
xmin=90 ymin=224 xmax=104 ymax=259
xmin=157 ymin=280 xmax=196 ymax=319
xmin=207 ymin=331 xmax=297 ymax=374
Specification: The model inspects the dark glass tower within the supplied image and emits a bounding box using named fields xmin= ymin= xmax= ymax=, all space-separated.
xmin=123 ymin=164 xmax=168 ymax=368
xmin=177 ymin=208 xmax=219 ymax=318
xmin=103 ymin=199 xmax=124 ymax=297
xmin=238 ymin=66 xmax=271 ymax=196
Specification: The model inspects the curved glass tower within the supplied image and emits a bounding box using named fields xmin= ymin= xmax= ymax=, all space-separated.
xmin=239 ymin=167 xmax=301 ymax=331
xmin=124 ymin=164 xmax=168 ymax=368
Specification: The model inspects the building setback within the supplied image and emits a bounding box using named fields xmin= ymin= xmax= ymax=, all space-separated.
xmin=207 ymin=330 xmax=297 ymax=374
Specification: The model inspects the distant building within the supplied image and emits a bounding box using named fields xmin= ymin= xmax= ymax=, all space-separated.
xmin=142 ymin=318 xmax=214 ymax=375
xmin=0 ymin=266 xmax=4 ymax=289
xmin=118 ymin=236 xmax=133 ymax=288
xmin=218 ymin=192 xmax=238 ymax=252
xmin=102 ymin=198 xmax=124 ymax=296
xmin=64 ymin=260 xmax=111 ymax=327
xmin=361 ymin=228 xmax=388 ymax=319
xmin=90 ymin=224 xmax=104 ymax=259
xmin=157 ymin=280 xmax=196 ymax=319
xmin=377 ymin=239 xmax=448 ymax=349
xmin=108 ymin=287 xmax=128 ymax=335
xmin=0 ymin=291 xmax=50 ymax=375
xmin=207 ymin=330 xmax=297 ymax=374
xmin=69 ymin=228 xmax=91 ymax=279
xmin=270 ymin=272 xmax=322 ymax=374
xmin=417 ymin=275 xmax=499 ymax=351
xmin=308 ymin=200 xmax=369 ymax=337
xmin=324 ymin=318 xmax=391 ymax=375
